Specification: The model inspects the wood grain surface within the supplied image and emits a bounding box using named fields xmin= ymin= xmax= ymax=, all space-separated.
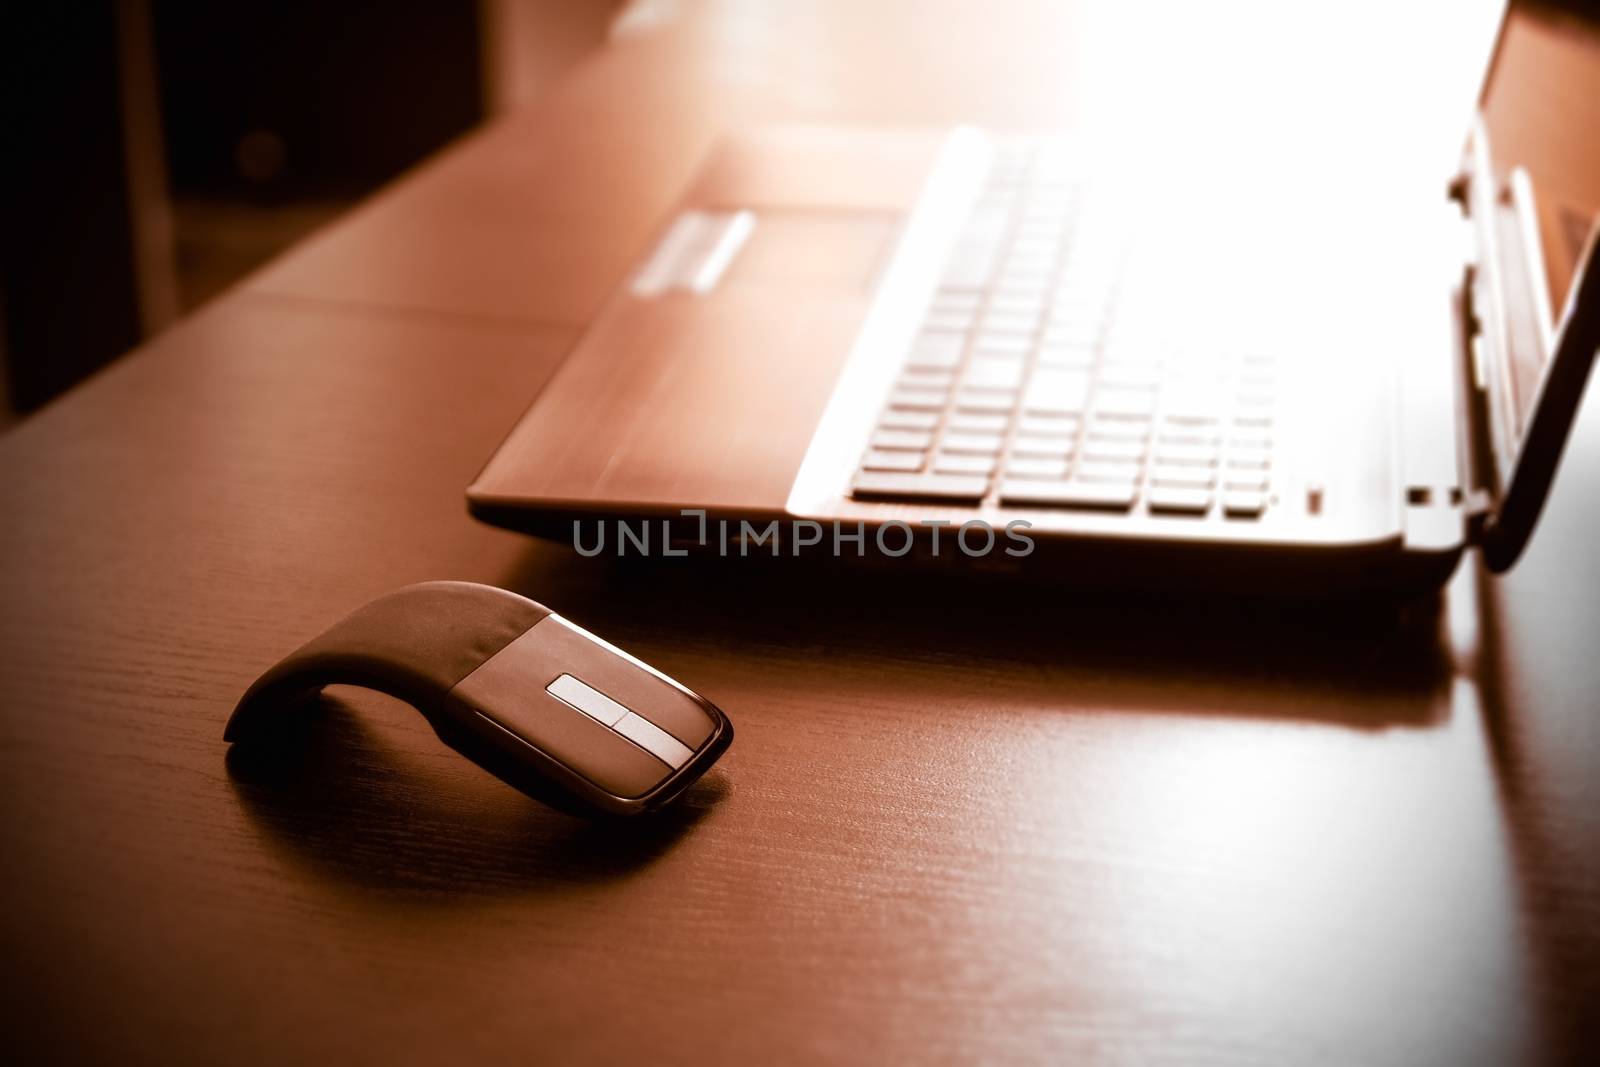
xmin=3 ymin=2 xmax=1599 ymax=1064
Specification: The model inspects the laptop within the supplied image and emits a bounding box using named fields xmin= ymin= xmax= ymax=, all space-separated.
xmin=469 ymin=1 xmax=1600 ymax=593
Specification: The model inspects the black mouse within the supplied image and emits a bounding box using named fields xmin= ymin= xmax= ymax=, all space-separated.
xmin=225 ymin=581 xmax=733 ymax=817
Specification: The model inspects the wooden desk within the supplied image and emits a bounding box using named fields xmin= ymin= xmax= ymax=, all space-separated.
xmin=3 ymin=3 xmax=1597 ymax=1063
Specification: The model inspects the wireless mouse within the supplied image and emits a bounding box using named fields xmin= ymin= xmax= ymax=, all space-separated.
xmin=225 ymin=581 xmax=733 ymax=817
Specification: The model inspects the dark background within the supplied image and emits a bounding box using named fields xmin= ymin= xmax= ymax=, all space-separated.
xmin=1 ymin=0 xmax=616 ymax=421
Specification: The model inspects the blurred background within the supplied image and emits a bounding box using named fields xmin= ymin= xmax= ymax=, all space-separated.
xmin=1 ymin=0 xmax=626 ymax=428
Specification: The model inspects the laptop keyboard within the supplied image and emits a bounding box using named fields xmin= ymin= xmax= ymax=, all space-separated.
xmin=850 ymin=140 xmax=1277 ymax=520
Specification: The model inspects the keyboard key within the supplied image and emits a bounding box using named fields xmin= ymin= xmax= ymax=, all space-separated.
xmin=1101 ymin=347 xmax=1168 ymax=371
xmin=942 ymin=246 xmax=1000 ymax=288
xmin=999 ymin=265 xmax=1053 ymax=287
xmin=1081 ymin=438 xmax=1146 ymax=463
xmin=1035 ymin=344 xmax=1096 ymax=369
xmin=1018 ymin=413 xmax=1078 ymax=438
xmin=1148 ymin=487 xmax=1213 ymax=515
xmin=1226 ymin=450 xmax=1272 ymax=470
xmin=1055 ymin=288 xmax=1115 ymax=314
xmin=980 ymin=310 xmax=1042 ymax=335
xmin=888 ymin=387 xmax=949 ymax=411
xmin=853 ymin=472 xmax=990 ymax=502
xmin=944 ymin=413 xmax=1002 ymax=435
xmin=861 ymin=450 xmax=925 ymax=472
xmin=872 ymin=428 xmax=935 ymax=451
xmin=994 ymin=279 xmax=1049 ymax=300
xmin=1008 ymin=238 xmax=1057 ymax=258
xmin=900 ymin=368 xmax=957 ymax=390
xmin=907 ymin=332 xmax=966 ymax=369
xmin=1050 ymin=286 xmax=1113 ymax=312
xmin=1011 ymin=244 xmax=1059 ymax=264
xmin=968 ymin=195 xmax=1014 ymax=222
xmin=1075 ymin=460 xmax=1143 ymax=483
xmin=941 ymin=431 xmax=1006 ymax=454
xmin=925 ymin=310 xmax=977 ymax=332
xmin=879 ymin=409 xmax=940 ymax=431
xmin=1091 ymin=388 xmax=1158 ymax=418
xmin=999 ymin=479 xmax=1138 ymax=510
xmin=1019 ymin=209 xmax=1068 ymax=229
xmin=1005 ymin=456 xmax=1071 ymax=479
xmin=934 ymin=452 xmax=998 ymax=475
xmin=1057 ymin=265 xmax=1117 ymax=290
xmin=1233 ymin=411 xmax=1275 ymax=429
xmin=1091 ymin=413 xmax=1154 ymax=437
xmin=1011 ymin=437 xmax=1075 ymax=459
xmin=1224 ymin=473 xmax=1270 ymax=492
xmin=1162 ymin=392 xmax=1226 ymax=423
xmin=1024 ymin=370 xmax=1091 ymax=414
xmin=962 ymin=358 xmax=1027 ymax=391
xmin=1151 ymin=467 xmax=1216 ymax=490
xmin=988 ymin=294 xmax=1046 ymax=317
xmin=1222 ymin=489 xmax=1267 ymax=517
xmin=1041 ymin=322 xmax=1102 ymax=348
xmin=972 ymin=333 xmax=1033 ymax=356
xmin=955 ymin=391 xmax=1016 ymax=414
xmin=1004 ymin=262 xmax=1056 ymax=285
xmin=1159 ymin=430 xmax=1220 ymax=448
xmin=1098 ymin=365 xmax=1162 ymax=389
xmin=1153 ymin=444 xmax=1219 ymax=467
xmin=932 ymin=288 xmax=982 ymax=310
xmin=1047 ymin=289 xmax=1108 ymax=314
xmin=1162 ymin=410 xmax=1222 ymax=428
xmin=1085 ymin=424 xmax=1147 ymax=443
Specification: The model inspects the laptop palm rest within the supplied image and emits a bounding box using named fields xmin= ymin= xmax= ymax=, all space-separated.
xmin=470 ymin=127 xmax=947 ymax=522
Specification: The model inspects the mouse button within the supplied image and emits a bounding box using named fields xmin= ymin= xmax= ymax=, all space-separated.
xmin=612 ymin=712 xmax=695 ymax=769
xmin=543 ymin=675 xmax=696 ymax=769
xmin=451 ymin=646 xmax=673 ymax=800
xmin=546 ymin=673 xmax=629 ymax=727
xmin=538 ymin=617 xmax=717 ymax=749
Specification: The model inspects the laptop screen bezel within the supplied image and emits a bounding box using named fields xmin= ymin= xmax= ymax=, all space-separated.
xmin=1461 ymin=76 xmax=1600 ymax=571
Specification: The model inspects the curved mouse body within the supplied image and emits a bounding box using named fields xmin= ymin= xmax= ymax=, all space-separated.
xmin=227 ymin=582 xmax=733 ymax=817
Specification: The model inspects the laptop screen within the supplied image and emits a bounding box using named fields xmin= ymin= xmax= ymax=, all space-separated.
xmin=1478 ymin=2 xmax=1600 ymax=435
xmin=1480 ymin=3 xmax=1600 ymax=319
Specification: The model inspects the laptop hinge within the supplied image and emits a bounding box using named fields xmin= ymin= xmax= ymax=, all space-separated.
xmin=1451 ymin=117 xmax=1529 ymax=545
xmin=1455 ymin=255 xmax=1497 ymax=528
xmin=1449 ymin=182 xmax=1496 ymax=545
xmin=1463 ymin=487 xmax=1494 ymax=541
xmin=1453 ymin=117 xmax=1600 ymax=570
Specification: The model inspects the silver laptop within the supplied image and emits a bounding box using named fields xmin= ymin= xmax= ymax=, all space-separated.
xmin=470 ymin=2 xmax=1599 ymax=593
